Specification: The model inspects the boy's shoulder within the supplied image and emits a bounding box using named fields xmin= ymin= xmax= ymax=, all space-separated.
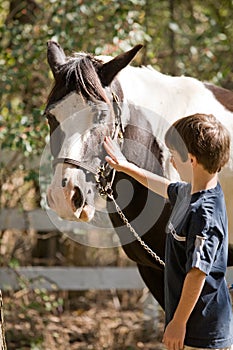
xmin=190 ymin=182 xmax=226 ymax=225
xmin=191 ymin=182 xmax=224 ymax=208
xmin=169 ymin=181 xmax=226 ymax=215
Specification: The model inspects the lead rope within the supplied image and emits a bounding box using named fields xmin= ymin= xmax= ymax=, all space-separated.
xmin=107 ymin=192 xmax=165 ymax=267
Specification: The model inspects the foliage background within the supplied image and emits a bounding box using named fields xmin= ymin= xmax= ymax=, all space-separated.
xmin=1 ymin=1 xmax=233 ymax=349
xmin=1 ymin=0 xmax=233 ymax=302
xmin=1 ymin=0 xmax=233 ymax=183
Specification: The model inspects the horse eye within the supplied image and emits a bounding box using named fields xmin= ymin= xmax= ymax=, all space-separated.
xmin=101 ymin=110 xmax=108 ymax=117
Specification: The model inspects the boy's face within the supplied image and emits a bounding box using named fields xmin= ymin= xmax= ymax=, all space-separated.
xmin=169 ymin=149 xmax=192 ymax=182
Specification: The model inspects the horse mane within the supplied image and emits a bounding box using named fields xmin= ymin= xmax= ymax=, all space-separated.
xmin=47 ymin=54 xmax=110 ymax=105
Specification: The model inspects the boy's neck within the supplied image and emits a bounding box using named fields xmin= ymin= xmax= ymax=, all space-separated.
xmin=191 ymin=166 xmax=218 ymax=194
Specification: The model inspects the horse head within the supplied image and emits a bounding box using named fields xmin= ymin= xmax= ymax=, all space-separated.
xmin=45 ymin=41 xmax=142 ymax=222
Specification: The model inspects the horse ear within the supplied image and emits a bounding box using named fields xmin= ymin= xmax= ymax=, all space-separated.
xmin=99 ymin=44 xmax=143 ymax=86
xmin=47 ymin=40 xmax=66 ymax=78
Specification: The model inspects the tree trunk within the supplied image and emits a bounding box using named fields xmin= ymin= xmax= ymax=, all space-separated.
xmin=0 ymin=291 xmax=7 ymax=349
xmin=168 ymin=0 xmax=177 ymax=75
xmin=6 ymin=0 xmax=40 ymax=24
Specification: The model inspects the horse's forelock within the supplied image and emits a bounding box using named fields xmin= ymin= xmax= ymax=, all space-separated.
xmin=48 ymin=54 xmax=110 ymax=107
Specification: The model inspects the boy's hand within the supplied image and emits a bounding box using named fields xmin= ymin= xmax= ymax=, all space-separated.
xmin=103 ymin=136 xmax=128 ymax=171
xmin=162 ymin=319 xmax=186 ymax=350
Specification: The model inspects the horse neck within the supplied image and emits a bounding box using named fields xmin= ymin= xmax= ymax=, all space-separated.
xmin=120 ymin=103 xmax=163 ymax=176
xmin=116 ymin=68 xmax=170 ymax=177
xmin=118 ymin=66 xmax=176 ymax=121
xmin=118 ymin=67 xmax=175 ymax=175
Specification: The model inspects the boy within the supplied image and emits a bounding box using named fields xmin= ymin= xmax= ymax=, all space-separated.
xmin=103 ymin=113 xmax=233 ymax=350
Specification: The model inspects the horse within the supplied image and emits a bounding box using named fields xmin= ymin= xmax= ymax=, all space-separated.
xmin=44 ymin=41 xmax=233 ymax=309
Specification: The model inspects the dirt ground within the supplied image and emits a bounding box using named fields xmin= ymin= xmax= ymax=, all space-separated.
xmin=4 ymin=289 xmax=166 ymax=350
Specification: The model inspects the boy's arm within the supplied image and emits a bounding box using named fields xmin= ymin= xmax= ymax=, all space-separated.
xmin=103 ymin=136 xmax=170 ymax=199
xmin=162 ymin=267 xmax=206 ymax=350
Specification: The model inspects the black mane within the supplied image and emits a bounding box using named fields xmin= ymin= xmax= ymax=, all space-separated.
xmin=47 ymin=54 xmax=110 ymax=107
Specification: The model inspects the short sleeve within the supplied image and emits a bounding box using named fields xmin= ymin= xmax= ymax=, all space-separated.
xmin=167 ymin=182 xmax=182 ymax=206
xmin=185 ymin=207 xmax=222 ymax=275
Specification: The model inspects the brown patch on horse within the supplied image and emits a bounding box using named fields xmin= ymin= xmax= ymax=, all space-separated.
xmin=205 ymin=83 xmax=233 ymax=112
xmin=123 ymin=106 xmax=164 ymax=175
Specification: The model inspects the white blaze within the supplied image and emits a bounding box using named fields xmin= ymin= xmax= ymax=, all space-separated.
xmin=49 ymin=92 xmax=94 ymax=160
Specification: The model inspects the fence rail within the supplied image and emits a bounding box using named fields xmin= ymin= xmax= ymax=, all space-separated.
xmin=0 ymin=208 xmax=60 ymax=231
xmin=0 ymin=267 xmax=145 ymax=291
xmin=1 ymin=208 xmax=233 ymax=292
xmin=0 ymin=266 xmax=232 ymax=291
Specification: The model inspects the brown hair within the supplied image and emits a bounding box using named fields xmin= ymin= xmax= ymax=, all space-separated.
xmin=165 ymin=113 xmax=230 ymax=173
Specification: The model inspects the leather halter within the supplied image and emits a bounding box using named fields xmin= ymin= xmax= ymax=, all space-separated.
xmin=52 ymin=91 xmax=123 ymax=197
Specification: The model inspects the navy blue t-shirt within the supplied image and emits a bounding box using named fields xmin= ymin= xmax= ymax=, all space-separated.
xmin=165 ymin=181 xmax=233 ymax=348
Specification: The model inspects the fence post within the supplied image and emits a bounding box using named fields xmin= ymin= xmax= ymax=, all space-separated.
xmin=0 ymin=291 xmax=7 ymax=349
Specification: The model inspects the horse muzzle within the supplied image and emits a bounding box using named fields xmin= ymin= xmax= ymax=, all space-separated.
xmin=46 ymin=185 xmax=95 ymax=222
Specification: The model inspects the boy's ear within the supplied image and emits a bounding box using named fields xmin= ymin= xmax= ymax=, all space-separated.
xmin=189 ymin=153 xmax=197 ymax=166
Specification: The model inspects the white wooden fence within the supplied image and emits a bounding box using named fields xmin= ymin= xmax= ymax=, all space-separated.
xmin=0 ymin=208 xmax=144 ymax=291
xmin=0 ymin=208 xmax=233 ymax=291
xmin=0 ymin=266 xmax=232 ymax=292
xmin=0 ymin=208 xmax=160 ymax=321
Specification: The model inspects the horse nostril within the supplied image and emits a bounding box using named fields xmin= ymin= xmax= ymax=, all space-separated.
xmin=62 ymin=178 xmax=68 ymax=187
xmin=72 ymin=186 xmax=84 ymax=209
